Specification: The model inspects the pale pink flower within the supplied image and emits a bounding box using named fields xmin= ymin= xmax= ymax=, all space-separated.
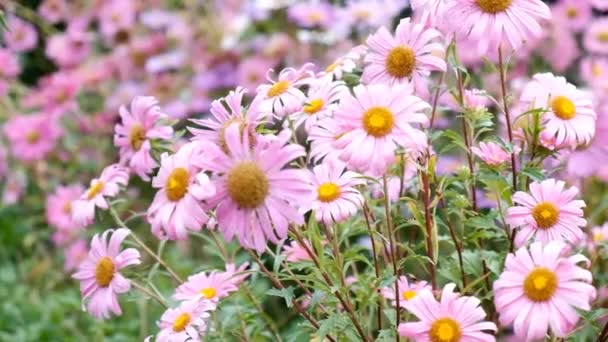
xmin=382 ymin=275 xmax=432 ymax=308
xmin=589 ymin=224 xmax=608 ymax=251
xmin=398 ymin=283 xmax=496 ymax=341
xmin=551 ymin=0 xmax=592 ymax=32
xmin=310 ymin=160 xmax=364 ymax=224
xmin=507 ymin=179 xmax=586 ymax=248
xmin=72 ymin=164 xmax=130 ymax=227
xmin=583 ymin=18 xmax=608 ymax=54
xmin=463 ymin=89 xmax=490 ymax=110
xmin=287 ymin=1 xmax=335 ymax=29
xmin=147 ymin=143 xmax=215 ymax=240
xmin=223 ymin=262 xmax=251 ymax=286
xmin=471 ymin=141 xmax=514 ymax=166
xmin=411 ymin=0 xmax=449 ymax=29
xmin=197 ymin=125 xmax=310 ymax=253
xmin=3 ymin=113 xmax=62 ymax=162
xmin=2 ymin=16 xmax=38 ymax=52
xmin=98 ymin=0 xmax=137 ymax=44
xmin=38 ymin=0 xmax=68 ymax=23
xmin=46 ymin=184 xmax=84 ymax=240
xmin=520 ymin=73 xmax=596 ymax=149
xmin=237 ymin=56 xmax=276 ymax=93
xmin=64 ymin=239 xmax=88 ymax=271
xmin=282 ymin=240 xmax=313 ymax=262
xmin=319 ymin=45 xmax=367 ymax=81
xmin=362 ymin=18 xmax=445 ymax=88
xmin=539 ymin=25 xmax=580 ymax=73
xmin=580 ymin=57 xmax=608 ymax=88
xmin=445 ymin=0 xmax=551 ymax=54
xmin=173 ymin=268 xmax=241 ymax=302
xmin=156 ymin=300 xmax=215 ymax=342
xmin=494 ymin=241 xmax=596 ymax=341
xmin=38 ymin=72 xmax=81 ymax=114
xmin=290 ymin=79 xmax=347 ymax=133
xmin=255 ymin=63 xmax=314 ymax=117
xmin=308 ymin=118 xmax=343 ymax=163
xmin=0 ymin=49 xmax=21 ymax=96
xmin=333 ymin=84 xmax=429 ymax=175
xmin=72 ymin=228 xmax=141 ymax=319
xmin=114 ymin=96 xmax=174 ymax=181
xmin=45 ymin=29 xmax=92 ymax=69
xmin=2 ymin=171 xmax=26 ymax=205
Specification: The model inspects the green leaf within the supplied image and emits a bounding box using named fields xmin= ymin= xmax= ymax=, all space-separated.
xmin=266 ymin=286 xmax=295 ymax=308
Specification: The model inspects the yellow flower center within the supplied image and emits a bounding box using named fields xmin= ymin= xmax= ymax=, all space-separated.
xmin=531 ymin=201 xmax=559 ymax=229
xmin=129 ymin=124 xmax=146 ymax=151
xmin=26 ymin=131 xmax=40 ymax=144
xmin=429 ymin=318 xmax=461 ymax=342
xmin=267 ymin=81 xmax=290 ymax=97
xmin=172 ymin=313 xmax=191 ymax=332
xmin=226 ymin=161 xmax=269 ymax=209
xmin=592 ymin=64 xmax=603 ymax=77
xmin=551 ymin=96 xmax=576 ymax=120
xmin=218 ymin=119 xmax=256 ymax=154
xmin=200 ymin=287 xmax=217 ymax=299
xmin=402 ymin=290 xmax=417 ymax=300
xmin=326 ymin=61 xmax=340 ymax=73
xmin=307 ymin=12 xmax=323 ymax=24
xmin=566 ymin=8 xmax=578 ymax=18
xmin=597 ymin=32 xmax=608 ymax=43
xmin=86 ymin=181 xmax=104 ymax=200
xmin=594 ymin=232 xmax=605 ymax=242
xmin=475 ymin=0 xmax=512 ymax=13
xmin=523 ymin=267 xmax=558 ymax=302
xmin=62 ymin=202 xmax=72 ymax=214
xmin=166 ymin=168 xmax=190 ymax=201
xmin=385 ymin=46 xmax=416 ymax=78
xmin=354 ymin=9 xmax=371 ymax=20
xmin=304 ymin=99 xmax=325 ymax=115
xmin=317 ymin=182 xmax=341 ymax=203
xmin=95 ymin=257 xmax=115 ymax=287
xmin=362 ymin=106 xmax=395 ymax=137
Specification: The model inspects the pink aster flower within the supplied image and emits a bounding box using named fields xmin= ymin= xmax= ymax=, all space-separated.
xmin=2 ymin=16 xmax=38 ymax=52
xmin=98 ymin=0 xmax=136 ymax=44
xmin=362 ymin=18 xmax=446 ymax=88
xmin=147 ymin=143 xmax=215 ymax=240
xmin=520 ymin=73 xmax=596 ymax=149
xmin=156 ymin=300 xmax=215 ymax=342
xmin=471 ymin=141 xmax=514 ymax=166
xmin=398 ymin=283 xmax=497 ymax=341
xmin=580 ymin=57 xmax=608 ymax=88
xmin=589 ymin=224 xmax=608 ymax=251
xmin=282 ymin=240 xmax=314 ymax=262
xmin=197 ymin=125 xmax=310 ymax=253
xmin=46 ymin=184 xmax=84 ymax=239
xmin=114 ymin=96 xmax=174 ymax=181
xmin=3 ymin=113 xmax=62 ymax=162
xmin=72 ymin=228 xmax=141 ymax=319
xmin=64 ymin=239 xmax=88 ymax=271
xmin=173 ymin=268 xmax=241 ymax=303
xmin=308 ymin=118 xmax=343 ymax=163
xmin=45 ymin=29 xmax=92 ymax=69
xmin=287 ymin=1 xmax=335 ymax=29
xmin=310 ymin=160 xmax=364 ymax=224
xmin=506 ymin=178 xmax=586 ymax=248
xmin=584 ymin=18 xmax=608 ymax=54
xmin=290 ymin=79 xmax=347 ymax=133
xmin=445 ymin=0 xmax=551 ymax=54
xmin=551 ymin=0 xmax=592 ymax=32
xmin=494 ymin=241 xmax=596 ymax=341
xmin=38 ymin=0 xmax=68 ymax=23
xmin=333 ymin=84 xmax=430 ymax=175
xmin=411 ymin=0 xmax=449 ymax=30
xmin=72 ymin=164 xmax=130 ymax=227
xmin=237 ymin=56 xmax=276 ymax=93
xmin=382 ymin=275 xmax=432 ymax=308
xmin=0 ymin=49 xmax=21 ymax=96
xmin=256 ymin=63 xmax=314 ymax=117
xmin=320 ymin=45 xmax=367 ymax=81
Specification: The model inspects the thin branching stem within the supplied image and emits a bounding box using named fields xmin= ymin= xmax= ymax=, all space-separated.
xmin=498 ymin=46 xmax=518 ymax=191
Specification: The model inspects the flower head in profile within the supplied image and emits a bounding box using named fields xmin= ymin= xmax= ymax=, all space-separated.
xmin=197 ymin=125 xmax=310 ymax=253
xmin=308 ymin=118 xmax=344 ymax=163
xmin=2 ymin=16 xmax=38 ymax=52
xmin=173 ymin=267 xmax=243 ymax=303
xmin=507 ymin=178 xmax=586 ymax=248
xmin=333 ymin=84 xmax=429 ymax=176
xmin=64 ymin=239 xmax=88 ymax=271
xmin=398 ymin=283 xmax=497 ymax=341
xmin=255 ymin=63 xmax=314 ymax=117
xmin=147 ymin=143 xmax=215 ymax=240
xmin=114 ymin=96 xmax=174 ymax=181
xmin=156 ymin=300 xmax=216 ymax=342
xmin=520 ymin=73 xmax=596 ymax=149
xmin=589 ymin=224 xmax=608 ymax=252
xmin=46 ymin=184 xmax=84 ymax=245
xmin=72 ymin=164 xmax=130 ymax=227
xmin=319 ymin=45 xmax=367 ymax=81
xmin=363 ymin=18 xmax=446 ymax=88
xmin=310 ymin=160 xmax=364 ymax=224
xmin=382 ymin=275 xmax=432 ymax=308
xmin=72 ymin=228 xmax=141 ymax=319
xmin=290 ymin=80 xmax=347 ymax=133
xmin=3 ymin=113 xmax=62 ymax=162
xmin=472 ymin=141 xmax=516 ymax=166
xmin=282 ymin=240 xmax=314 ymax=263
xmin=494 ymin=241 xmax=596 ymax=340
xmin=445 ymin=0 xmax=551 ymax=54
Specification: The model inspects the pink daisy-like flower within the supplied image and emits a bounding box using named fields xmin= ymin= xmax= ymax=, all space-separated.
xmin=411 ymin=0 xmax=449 ymax=30
xmin=310 ymin=160 xmax=364 ymax=224
xmin=494 ymin=241 xmax=596 ymax=341
xmin=398 ymin=283 xmax=497 ymax=341
xmin=72 ymin=228 xmax=141 ymax=319
xmin=333 ymin=84 xmax=430 ymax=175
xmin=255 ymin=63 xmax=314 ymax=117
xmin=471 ymin=141 xmax=515 ymax=166
xmin=589 ymin=224 xmax=608 ymax=251
xmin=173 ymin=267 xmax=241 ymax=303
xmin=445 ymin=0 xmax=551 ymax=54
xmin=38 ymin=0 xmax=68 ymax=23
xmin=282 ymin=240 xmax=314 ymax=262
xmin=197 ymin=125 xmax=310 ymax=253
xmin=362 ymin=18 xmax=446 ymax=88
xmin=584 ymin=18 xmax=608 ymax=55
xmin=287 ymin=1 xmax=335 ymax=29
xmin=72 ymin=164 xmax=130 ymax=227
xmin=3 ymin=113 xmax=62 ymax=162
xmin=189 ymin=87 xmax=264 ymax=152
xmin=46 ymin=184 xmax=84 ymax=238
xmin=308 ymin=117 xmax=343 ymax=163
xmin=45 ymin=29 xmax=92 ymax=69
xmin=520 ymin=73 xmax=596 ymax=149
xmin=147 ymin=143 xmax=215 ymax=240
xmin=2 ymin=16 xmax=38 ymax=52
xmin=290 ymin=79 xmax=347 ymax=133
xmin=114 ymin=96 xmax=174 ymax=181
xmin=64 ymin=239 xmax=88 ymax=271
xmin=320 ymin=45 xmax=367 ymax=81
xmin=506 ymin=178 xmax=586 ymax=248
xmin=236 ymin=56 xmax=276 ymax=93
xmin=97 ymin=0 xmax=136 ymax=44
xmin=551 ymin=0 xmax=592 ymax=32
xmin=580 ymin=57 xmax=608 ymax=88
xmin=382 ymin=275 xmax=432 ymax=308
xmin=156 ymin=300 xmax=215 ymax=342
